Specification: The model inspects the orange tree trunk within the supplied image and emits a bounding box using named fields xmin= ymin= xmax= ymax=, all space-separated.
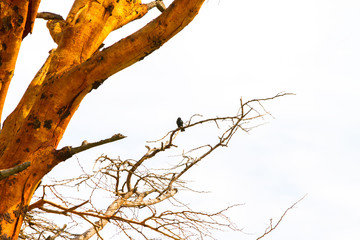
xmin=0 ymin=0 xmax=206 ymax=238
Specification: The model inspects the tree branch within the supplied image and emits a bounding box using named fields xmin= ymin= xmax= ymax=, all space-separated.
xmin=125 ymin=129 xmax=179 ymax=192
xmin=72 ymin=189 xmax=177 ymax=240
xmin=55 ymin=133 xmax=126 ymax=161
xmin=147 ymin=0 xmax=167 ymax=12
xmin=71 ymin=133 xmax=126 ymax=155
xmin=36 ymin=12 xmax=64 ymax=20
xmin=23 ymin=94 xmax=291 ymax=239
xmin=23 ymin=0 xmax=42 ymax=38
xmin=57 ymin=0 xmax=206 ymax=94
xmin=257 ymin=195 xmax=307 ymax=240
xmin=0 ymin=162 xmax=31 ymax=180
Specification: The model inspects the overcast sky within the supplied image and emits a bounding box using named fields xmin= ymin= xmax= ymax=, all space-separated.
xmin=6 ymin=0 xmax=360 ymax=239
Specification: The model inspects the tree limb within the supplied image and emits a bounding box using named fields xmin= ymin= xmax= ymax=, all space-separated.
xmin=23 ymin=94 xmax=291 ymax=239
xmin=36 ymin=12 xmax=64 ymax=20
xmin=72 ymin=189 xmax=178 ymax=240
xmin=71 ymin=133 xmax=126 ymax=155
xmin=257 ymin=195 xmax=307 ymax=240
xmin=56 ymin=0 xmax=206 ymax=96
xmin=55 ymin=133 xmax=126 ymax=161
xmin=147 ymin=0 xmax=167 ymax=12
xmin=0 ymin=162 xmax=31 ymax=180
xmin=23 ymin=0 xmax=42 ymax=38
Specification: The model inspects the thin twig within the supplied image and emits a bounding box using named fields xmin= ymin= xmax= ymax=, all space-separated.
xmin=257 ymin=194 xmax=307 ymax=240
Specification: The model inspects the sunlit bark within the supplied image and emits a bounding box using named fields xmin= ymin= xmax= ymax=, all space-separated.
xmin=0 ymin=0 xmax=205 ymax=238
xmin=0 ymin=0 xmax=41 ymax=121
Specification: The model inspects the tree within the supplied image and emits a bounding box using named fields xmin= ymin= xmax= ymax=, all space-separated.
xmin=20 ymin=94 xmax=292 ymax=240
xmin=0 ymin=0 xmax=207 ymax=237
xmin=0 ymin=0 xmax=294 ymax=239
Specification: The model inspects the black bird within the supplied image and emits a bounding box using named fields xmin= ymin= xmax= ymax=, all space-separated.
xmin=176 ymin=117 xmax=185 ymax=132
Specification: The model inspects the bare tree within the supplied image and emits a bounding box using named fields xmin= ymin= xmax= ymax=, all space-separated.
xmin=0 ymin=0 xmax=221 ymax=237
xmin=18 ymin=93 xmax=293 ymax=240
xmin=0 ymin=0 xmax=299 ymax=238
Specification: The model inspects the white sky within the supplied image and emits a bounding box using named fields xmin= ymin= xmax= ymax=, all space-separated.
xmin=6 ymin=0 xmax=360 ymax=239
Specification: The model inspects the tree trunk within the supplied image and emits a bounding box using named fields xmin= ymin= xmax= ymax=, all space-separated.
xmin=0 ymin=0 xmax=205 ymax=238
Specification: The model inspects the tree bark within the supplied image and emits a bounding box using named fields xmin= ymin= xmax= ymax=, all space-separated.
xmin=0 ymin=0 xmax=206 ymax=238
xmin=0 ymin=0 xmax=41 ymax=121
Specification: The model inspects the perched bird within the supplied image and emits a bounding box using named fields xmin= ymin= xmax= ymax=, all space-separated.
xmin=81 ymin=140 xmax=89 ymax=146
xmin=176 ymin=117 xmax=185 ymax=132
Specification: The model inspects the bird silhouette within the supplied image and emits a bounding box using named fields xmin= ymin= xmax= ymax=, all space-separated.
xmin=176 ymin=117 xmax=185 ymax=132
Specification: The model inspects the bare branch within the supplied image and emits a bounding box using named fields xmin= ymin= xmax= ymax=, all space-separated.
xmin=71 ymin=134 xmax=126 ymax=155
xmin=244 ymin=92 xmax=295 ymax=106
xmin=257 ymin=194 xmax=307 ymax=240
xmin=36 ymin=12 xmax=64 ymax=20
xmin=147 ymin=0 xmax=167 ymax=12
xmin=55 ymin=133 xmax=126 ymax=161
xmin=125 ymin=130 xmax=178 ymax=191
xmin=0 ymin=162 xmax=30 ymax=180
xmin=23 ymin=94 xmax=292 ymax=240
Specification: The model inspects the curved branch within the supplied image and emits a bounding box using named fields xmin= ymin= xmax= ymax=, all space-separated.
xmin=62 ymin=0 xmax=206 ymax=88
xmin=0 ymin=162 xmax=31 ymax=180
xmin=125 ymin=130 xmax=178 ymax=191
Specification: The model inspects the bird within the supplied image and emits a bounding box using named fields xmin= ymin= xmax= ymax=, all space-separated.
xmin=176 ymin=117 xmax=185 ymax=132
xmin=81 ymin=140 xmax=89 ymax=146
